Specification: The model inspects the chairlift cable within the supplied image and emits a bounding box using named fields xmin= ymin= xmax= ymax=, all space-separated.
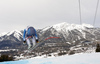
xmin=78 ymin=0 xmax=82 ymax=25
xmin=93 ymin=0 xmax=99 ymax=26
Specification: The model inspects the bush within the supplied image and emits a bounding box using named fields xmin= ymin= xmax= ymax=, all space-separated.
xmin=48 ymin=54 xmax=51 ymax=57
xmin=0 ymin=55 xmax=13 ymax=62
xmin=58 ymin=52 xmax=67 ymax=56
xmin=68 ymin=50 xmax=75 ymax=55
xmin=96 ymin=44 xmax=100 ymax=52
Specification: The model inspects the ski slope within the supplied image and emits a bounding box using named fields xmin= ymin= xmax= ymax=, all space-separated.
xmin=1 ymin=53 xmax=100 ymax=64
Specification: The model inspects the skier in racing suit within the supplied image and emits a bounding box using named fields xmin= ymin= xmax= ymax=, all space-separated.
xmin=23 ymin=26 xmax=39 ymax=49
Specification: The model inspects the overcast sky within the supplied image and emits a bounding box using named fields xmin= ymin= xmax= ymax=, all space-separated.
xmin=0 ymin=0 xmax=100 ymax=33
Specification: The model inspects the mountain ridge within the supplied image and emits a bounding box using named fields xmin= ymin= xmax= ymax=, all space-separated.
xmin=0 ymin=22 xmax=99 ymax=50
xmin=0 ymin=22 xmax=99 ymax=60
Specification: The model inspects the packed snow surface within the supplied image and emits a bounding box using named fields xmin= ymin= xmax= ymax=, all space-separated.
xmin=1 ymin=53 xmax=100 ymax=64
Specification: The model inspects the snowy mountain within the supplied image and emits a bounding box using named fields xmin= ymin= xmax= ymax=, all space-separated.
xmin=39 ymin=22 xmax=100 ymax=43
xmin=0 ymin=22 xmax=99 ymax=49
xmin=0 ymin=53 xmax=100 ymax=64
xmin=42 ymin=22 xmax=93 ymax=31
xmin=0 ymin=22 xmax=98 ymax=44
xmin=53 ymin=22 xmax=93 ymax=31
xmin=0 ymin=30 xmax=24 ymax=49
xmin=36 ymin=22 xmax=100 ymax=56
xmin=0 ymin=30 xmax=22 ymax=41
xmin=0 ymin=22 xmax=100 ymax=59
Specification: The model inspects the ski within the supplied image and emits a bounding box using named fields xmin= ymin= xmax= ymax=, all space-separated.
xmin=29 ymin=42 xmax=43 ymax=52
xmin=23 ymin=42 xmax=44 ymax=56
xmin=22 ymin=47 xmax=32 ymax=56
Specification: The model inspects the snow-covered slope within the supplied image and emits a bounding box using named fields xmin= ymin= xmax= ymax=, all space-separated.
xmin=1 ymin=53 xmax=100 ymax=64
xmin=0 ymin=32 xmax=7 ymax=37
xmin=0 ymin=22 xmax=100 ymax=62
xmin=6 ymin=30 xmax=23 ymax=41
xmin=0 ymin=22 xmax=96 ymax=43
xmin=42 ymin=22 xmax=93 ymax=31
xmin=39 ymin=22 xmax=100 ymax=43
xmin=0 ymin=30 xmax=23 ymax=49
xmin=0 ymin=22 xmax=99 ymax=54
xmin=0 ymin=30 xmax=22 ymax=41
xmin=53 ymin=22 xmax=93 ymax=31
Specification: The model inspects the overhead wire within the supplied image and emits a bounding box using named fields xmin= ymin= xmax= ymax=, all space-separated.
xmin=78 ymin=0 xmax=99 ymax=26
xmin=78 ymin=0 xmax=82 ymax=25
xmin=93 ymin=0 xmax=99 ymax=26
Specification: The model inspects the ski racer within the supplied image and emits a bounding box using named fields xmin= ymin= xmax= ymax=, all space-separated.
xmin=23 ymin=26 xmax=39 ymax=49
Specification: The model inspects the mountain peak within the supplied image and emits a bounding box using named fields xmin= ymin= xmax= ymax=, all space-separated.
xmin=0 ymin=32 xmax=7 ymax=37
xmin=82 ymin=23 xmax=93 ymax=28
xmin=7 ymin=30 xmax=22 ymax=36
xmin=52 ymin=22 xmax=93 ymax=31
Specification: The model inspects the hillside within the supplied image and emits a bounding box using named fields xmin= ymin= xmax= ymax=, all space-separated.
xmin=0 ymin=53 xmax=100 ymax=64
xmin=0 ymin=22 xmax=100 ymax=60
